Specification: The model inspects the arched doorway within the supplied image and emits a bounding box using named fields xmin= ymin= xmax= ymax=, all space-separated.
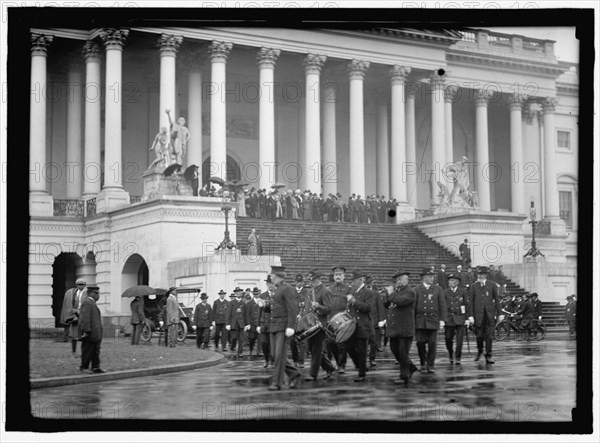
xmin=121 ymin=254 xmax=149 ymax=314
xmin=202 ymin=155 xmax=241 ymax=186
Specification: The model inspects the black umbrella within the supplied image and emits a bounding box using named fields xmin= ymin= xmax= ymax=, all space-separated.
xmin=184 ymin=164 xmax=199 ymax=181
xmin=208 ymin=176 xmax=225 ymax=186
xmin=164 ymin=163 xmax=182 ymax=177
xmin=121 ymin=285 xmax=156 ymax=298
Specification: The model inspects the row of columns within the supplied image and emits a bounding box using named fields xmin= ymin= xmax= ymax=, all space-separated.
xmin=30 ymin=30 xmax=561 ymax=217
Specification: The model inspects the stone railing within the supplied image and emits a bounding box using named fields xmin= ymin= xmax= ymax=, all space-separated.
xmin=86 ymin=198 xmax=96 ymax=217
xmin=457 ymin=29 xmax=554 ymax=59
xmin=53 ymin=199 xmax=84 ymax=218
xmin=130 ymin=195 xmax=142 ymax=204
xmin=415 ymin=209 xmax=434 ymax=219
xmin=536 ymin=220 xmax=552 ymax=236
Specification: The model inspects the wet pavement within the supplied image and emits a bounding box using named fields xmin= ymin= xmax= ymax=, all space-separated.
xmin=30 ymin=333 xmax=576 ymax=421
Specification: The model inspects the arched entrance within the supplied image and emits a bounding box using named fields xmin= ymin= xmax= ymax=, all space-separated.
xmin=202 ymin=154 xmax=241 ymax=186
xmin=121 ymin=253 xmax=149 ymax=314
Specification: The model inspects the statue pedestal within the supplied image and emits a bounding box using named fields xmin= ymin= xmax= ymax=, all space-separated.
xmin=142 ymin=168 xmax=193 ymax=202
xmin=395 ymin=202 xmax=415 ymax=222
xmin=95 ymin=187 xmax=130 ymax=213
xmin=29 ymin=192 xmax=54 ymax=217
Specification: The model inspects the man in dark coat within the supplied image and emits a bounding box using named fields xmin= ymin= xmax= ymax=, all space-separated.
xmin=212 ymin=289 xmax=229 ymax=351
xmin=515 ymin=294 xmax=534 ymax=338
xmin=301 ymin=270 xmax=337 ymax=382
xmin=290 ymin=274 xmax=308 ymax=368
xmin=530 ymin=293 xmax=543 ymax=320
xmin=459 ymin=239 xmax=471 ymax=267
xmin=226 ymin=287 xmax=246 ymax=358
xmin=443 ymin=274 xmax=468 ymax=364
xmin=193 ymin=293 xmax=212 ymax=349
xmin=468 ymin=266 xmax=502 ymax=364
xmin=60 ymin=278 xmax=88 ymax=357
xmin=436 ymin=264 xmax=449 ymax=290
xmin=565 ymin=295 xmax=576 ymax=336
xmin=365 ymin=275 xmax=385 ymax=368
xmin=327 ymin=265 xmax=352 ymax=373
xmin=262 ymin=266 xmax=302 ymax=391
xmin=414 ymin=267 xmax=447 ymax=373
xmin=383 ymin=269 xmax=418 ymax=386
xmin=344 ymin=270 xmax=374 ymax=382
xmin=130 ymin=296 xmax=146 ymax=345
xmin=257 ymin=277 xmax=275 ymax=368
xmin=244 ymin=292 xmax=260 ymax=358
xmin=78 ymin=286 xmax=106 ymax=373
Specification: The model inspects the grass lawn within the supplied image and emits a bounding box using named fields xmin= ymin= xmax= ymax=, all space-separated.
xmin=30 ymin=337 xmax=213 ymax=379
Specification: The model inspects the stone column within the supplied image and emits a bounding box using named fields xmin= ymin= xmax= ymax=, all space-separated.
xmin=348 ymin=59 xmax=370 ymax=198
xmin=405 ymin=86 xmax=417 ymax=207
xmin=208 ymin=41 xmax=233 ymax=180
xmin=475 ymin=89 xmax=493 ymax=211
xmin=430 ymin=71 xmax=446 ymax=194
xmin=375 ymin=90 xmax=389 ymax=199
xmin=542 ymin=97 xmax=560 ymax=218
xmin=187 ymin=59 xmax=203 ymax=171
xmin=158 ymin=34 xmax=183 ymax=143
xmin=29 ymin=33 xmax=54 ymax=216
xmin=304 ymin=54 xmax=326 ymax=193
xmin=322 ymin=78 xmax=338 ymax=198
xmin=65 ymin=67 xmax=83 ymax=199
xmin=444 ymin=84 xmax=459 ymax=166
xmin=390 ymin=65 xmax=410 ymax=203
xmin=509 ymin=94 xmax=525 ymax=214
xmin=97 ymin=28 xmax=130 ymax=212
xmin=258 ymin=47 xmax=281 ymax=190
xmin=82 ymin=41 xmax=102 ymax=200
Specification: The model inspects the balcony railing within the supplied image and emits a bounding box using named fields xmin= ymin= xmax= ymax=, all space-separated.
xmin=457 ymin=29 xmax=553 ymax=58
xmin=415 ymin=209 xmax=434 ymax=219
xmin=130 ymin=195 xmax=142 ymax=204
xmin=53 ymin=199 xmax=84 ymax=218
xmin=86 ymin=198 xmax=96 ymax=217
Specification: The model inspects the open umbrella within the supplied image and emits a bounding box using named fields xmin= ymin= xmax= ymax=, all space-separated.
xmin=208 ymin=176 xmax=225 ymax=187
xmin=121 ymin=285 xmax=156 ymax=298
xmin=271 ymin=182 xmax=286 ymax=189
xmin=163 ymin=163 xmax=182 ymax=177
xmin=184 ymin=164 xmax=199 ymax=181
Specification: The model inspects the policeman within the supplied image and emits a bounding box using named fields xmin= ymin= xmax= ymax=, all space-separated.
xmin=212 ymin=289 xmax=229 ymax=351
xmin=443 ymin=274 xmax=468 ymax=365
xmin=257 ymin=277 xmax=275 ymax=368
xmin=226 ymin=288 xmax=246 ymax=358
xmin=193 ymin=293 xmax=212 ymax=349
xmin=290 ymin=273 xmax=308 ymax=368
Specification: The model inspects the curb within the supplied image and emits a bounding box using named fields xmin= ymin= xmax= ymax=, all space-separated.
xmin=30 ymin=352 xmax=226 ymax=390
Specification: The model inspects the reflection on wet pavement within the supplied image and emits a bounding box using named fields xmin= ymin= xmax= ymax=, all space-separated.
xmin=30 ymin=335 xmax=576 ymax=421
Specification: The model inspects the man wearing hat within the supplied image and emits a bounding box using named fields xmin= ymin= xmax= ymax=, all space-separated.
xmin=78 ymin=286 xmax=106 ymax=373
xmin=467 ymin=266 xmax=502 ymax=364
xmin=263 ymin=265 xmax=302 ymax=390
xmin=383 ymin=270 xmax=417 ymax=386
xmin=443 ymin=273 xmax=469 ymax=364
xmin=212 ymin=289 xmax=230 ymax=351
xmin=344 ymin=270 xmax=375 ymax=382
xmin=166 ymin=287 xmax=180 ymax=348
xmin=365 ymin=275 xmax=386 ymax=368
xmin=414 ymin=267 xmax=447 ymax=373
xmin=459 ymin=238 xmax=471 ymax=267
xmin=193 ymin=293 xmax=213 ymax=349
xmin=290 ymin=273 xmax=309 ymax=368
xmin=515 ymin=293 xmax=534 ymax=339
xmin=565 ymin=295 xmax=576 ymax=336
xmin=327 ymin=266 xmax=352 ymax=373
xmin=257 ymin=276 xmax=275 ymax=368
xmin=226 ymin=287 xmax=246 ymax=358
xmin=301 ymin=269 xmax=337 ymax=382
xmin=130 ymin=295 xmax=146 ymax=346
xmin=530 ymin=293 xmax=543 ymax=322
xmin=60 ymin=278 xmax=88 ymax=357
xmin=244 ymin=292 xmax=260 ymax=358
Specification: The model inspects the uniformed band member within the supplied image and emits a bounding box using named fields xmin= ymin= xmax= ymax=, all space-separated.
xmin=244 ymin=291 xmax=260 ymax=358
xmin=257 ymin=276 xmax=275 ymax=368
xmin=414 ymin=267 xmax=447 ymax=373
xmin=212 ymin=289 xmax=229 ymax=351
xmin=328 ymin=266 xmax=351 ymax=373
xmin=226 ymin=288 xmax=246 ymax=358
xmin=344 ymin=270 xmax=375 ymax=382
xmin=383 ymin=269 xmax=417 ymax=386
xmin=261 ymin=265 xmax=302 ymax=390
xmin=301 ymin=269 xmax=337 ymax=382
xmin=290 ymin=273 xmax=308 ymax=368
xmin=443 ymin=274 xmax=468 ymax=365
xmin=366 ymin=275 xmax=385 ymax=367
xmin=193 ymin=293 xmax=212 ymax=349
xmin=467 ymin=266 xmax=502 ymax=364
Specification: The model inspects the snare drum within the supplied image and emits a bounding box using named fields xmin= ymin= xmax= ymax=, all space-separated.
xmin=326 ymin=311 xmax=356 ymax=343
xmin=295 ymin=311 xmax=322 ymax=341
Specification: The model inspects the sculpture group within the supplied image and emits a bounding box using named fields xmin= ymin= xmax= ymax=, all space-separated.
xmin=434 ymin=156 xmax=479 ymax=215
xmin=148 ymin=109 xmax=190 ymax=170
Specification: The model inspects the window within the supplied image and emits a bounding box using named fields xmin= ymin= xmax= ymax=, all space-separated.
xmin=557 ymin=130 xmax=571 ymax=150
xmin=559 ymin=191 xmax=573 ymax=229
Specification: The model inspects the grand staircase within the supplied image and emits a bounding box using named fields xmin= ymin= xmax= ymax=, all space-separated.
xmin=235 ymin=218 xmax=567 ymax=329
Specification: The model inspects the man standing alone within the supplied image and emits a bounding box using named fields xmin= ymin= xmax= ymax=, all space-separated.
xmin=78 ymin=286 xmax=106 ymax=373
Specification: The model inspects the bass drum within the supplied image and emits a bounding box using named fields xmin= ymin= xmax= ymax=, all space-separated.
xmin=295 ymin=311 xmax=322 ymax=341
xmin=326 ymin=311 xmax=356 ymax=343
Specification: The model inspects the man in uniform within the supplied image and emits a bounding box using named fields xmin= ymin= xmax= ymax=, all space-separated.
xmin=257 ymin=277 xmax=275 ymax=368
xmin=78 ymin=286 xmax=106 ymax=373
xmin=301 ymin=270 xmax=337 ymax=382
xmin=468 ymin=266 xmax=502 ymax=364
xmin=565 ymin=295 xmax=576 ymax=336
xmin=262 ymin=265 xmax=302 ymax=391
xmin=244 ymin=292 xmax=260 ymax=358
xmin=383 ymin=270 xmax=417 ymax=386
xmin=414 ymin=267 xmax=447 ymax=373
xmin=130 ymin=296 xmax=146 ymax=346
xmin=530 ymin=293 xmax=543 ymax=321
xmin=365 ymin=275 xmax=385 ymax=368
xmin=344 ymin=270 xmax=374 ymax=382
xmin=443 ymin=274 xmax=468 ymax=365
xmin=459 ymin=238 xmax=471 ymax=267
xmin=327 ymin=265 xmax=352 ymax=373
xmin=290 ymin=273 xmax=308 ymax=368
xmin=212 ymin=289 xmax=229 ymax=351
xmin=226 ymin=287 xmax=246 ymax=358
xmin=60 ymin=278 xmax=88 ymax=357
xmin=515 ymin=294 xmax=534 ymax=339
xmin=193 ymin=293 xmax=212 ymax=349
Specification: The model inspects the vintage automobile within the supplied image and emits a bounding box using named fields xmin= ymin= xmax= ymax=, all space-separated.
xmin=139 ymin=288 xmax=200 ymax=343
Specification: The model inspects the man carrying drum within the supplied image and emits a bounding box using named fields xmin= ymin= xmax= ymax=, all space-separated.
xmin=327 ymin=265 xmax=352 ymax=374
xmin=301 ymin=270 xmax=338 ymax=382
